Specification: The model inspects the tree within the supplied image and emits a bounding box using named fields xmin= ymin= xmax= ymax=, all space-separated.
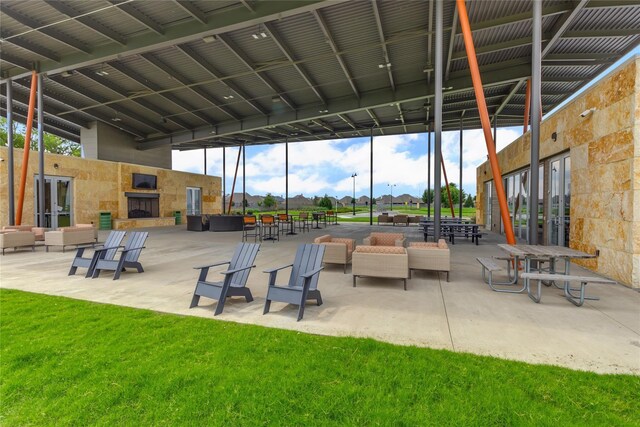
xmin=464 ymin=193 xmax=475 ymax=208
xmin=422 ymin=189 xmax=434 ymax=204
xmin=1 ymin=117 xmax=80 ymax=156
xmin=441 ymin=183 xmax=464 ymax=208
xmin=263 ymin=193 xmax=276 ymax=209
xmin=318 ymin=194 xmax=333 ymax=210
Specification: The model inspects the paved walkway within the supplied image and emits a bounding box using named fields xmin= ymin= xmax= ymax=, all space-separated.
xmin=1 ymin=223 xmax=638 ymax=375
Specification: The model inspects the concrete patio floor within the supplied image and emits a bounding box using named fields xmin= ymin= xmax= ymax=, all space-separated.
xmin=1 ymin=222 xmax=638 ymax=375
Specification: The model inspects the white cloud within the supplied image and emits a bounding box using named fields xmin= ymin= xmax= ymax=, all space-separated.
xmin=172 ymin=127 xmax=523 ymax=198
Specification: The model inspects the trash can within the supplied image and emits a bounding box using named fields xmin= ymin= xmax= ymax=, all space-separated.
xmin=173 ymin=210 xmax=182 ymax=225
xmin=99 ymin=212 xmax=112 ymax=230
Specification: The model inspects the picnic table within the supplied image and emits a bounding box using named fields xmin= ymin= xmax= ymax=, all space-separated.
xmin=420 ymin=221 xmax=483 ymax=244
xmin=495 ymin=244 xmax=609 ymax=305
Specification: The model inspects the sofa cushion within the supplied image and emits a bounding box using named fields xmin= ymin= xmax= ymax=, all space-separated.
xmin=354 ymin=245 xmax=406 ymax=254
xmin=314 ymin=235 xmax=332 ymax=244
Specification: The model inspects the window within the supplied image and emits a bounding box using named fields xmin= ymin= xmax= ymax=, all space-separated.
xmin=186 ymin=187 xmax=202 ymax=215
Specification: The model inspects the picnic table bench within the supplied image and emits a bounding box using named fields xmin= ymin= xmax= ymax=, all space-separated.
xmin=521 ymin=272 xmax=616 ymax=306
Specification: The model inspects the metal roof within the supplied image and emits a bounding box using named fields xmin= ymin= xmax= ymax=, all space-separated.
xmin=1 ymin=0 xmax=639 ymax=148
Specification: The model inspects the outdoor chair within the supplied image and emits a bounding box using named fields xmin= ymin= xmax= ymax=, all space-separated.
xmin=242 ymin=215 xmax=260 ymax=242
xmin=326 ymin=210 xmax=337 ymax=224
xmin=260 ymin=214 xmax=278 ymax=241
xmin=296 ymin=212 xmax=310 ymax=233
xmin=392 ymin=215 xmax=409 ymax=226
xmin=68 ymin=230 xmax=126 ymax=278
xmin=263 ymin=243 xmax=325 ymax=321
xmin=190 ymin=242 xmax=260 ymax=315
xmin=314 ymin=234 xmax=355 ymax=273
xmin=362 ymin=232 xmax=405 ymax=247
xmin=277 ymin=213 xmax=294 ymax=235
xmin=92 ymin=231 xmax=148 ymax=280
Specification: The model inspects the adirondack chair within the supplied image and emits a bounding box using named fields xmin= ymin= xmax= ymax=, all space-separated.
xmin=92 ymin=232 xmax=148 ymax=280
xmin=68 ymin=230 xmax=126 ymax=278
xmin=190 ymin=242 xmax=260 ymax=315
xmin=263 ymin=243 xmax=325 ymax=321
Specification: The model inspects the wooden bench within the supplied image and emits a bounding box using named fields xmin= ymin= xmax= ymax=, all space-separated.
xmin=520 ymin=272 xmax=616 ymax=306
xmin=477 ymin=257 xmax=523 ymax=293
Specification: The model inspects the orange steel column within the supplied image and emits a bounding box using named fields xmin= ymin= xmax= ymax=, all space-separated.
xmin=15 ymin=71 xmax=38 ymax=225
xmin=456 ymin=0 xmax=515 ymax=244
xmin=227 ymin=146 xmax=242 ymax=214
xmin=440 ymin=158 xmax=456 ymax=218
xmin=523 ymin=79 xmax=531 ymax=133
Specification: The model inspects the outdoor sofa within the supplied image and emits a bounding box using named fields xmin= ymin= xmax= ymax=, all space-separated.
xmin=362 ymin=232 xmax=406 ymax=247
xmin=352 ymin=245 xmax=410 ymax=290
xmin=407 ymin=239 xmax=450 ymax=281
xmin=0 ymin=231 xmax=36 ymax=255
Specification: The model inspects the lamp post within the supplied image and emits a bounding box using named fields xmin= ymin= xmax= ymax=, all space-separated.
xmin=351 ymin=173 xmax=357 ymax=215
xmin=388 ymin=183 xmax=396 ymax=211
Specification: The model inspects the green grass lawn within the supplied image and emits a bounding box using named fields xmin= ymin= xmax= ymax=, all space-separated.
xmin=2 ymin=289 xmax=638 ymax=425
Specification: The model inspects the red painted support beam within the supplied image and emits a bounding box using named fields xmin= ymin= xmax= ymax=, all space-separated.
xmin=227 ymin=146 xmax=242 ymax=214
xmin=457 ymin=0 xmax=516 ymax=244
xmin=15 ymin=71 xmax=38 ymax=225
xmin=441 ymin=157 xmax=456 ymax=218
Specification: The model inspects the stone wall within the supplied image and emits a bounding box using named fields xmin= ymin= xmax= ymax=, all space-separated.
xmin=0 ymin=147 xmax=222 ymax=227
xmin=476 ymin=56 xmax=638 ymax=288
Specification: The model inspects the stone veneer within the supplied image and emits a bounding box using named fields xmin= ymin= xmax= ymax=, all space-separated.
xmin=476 ymin=56 xmax=639 ymax=289
xmin=0 ymin=147 xmax=222 ymax=228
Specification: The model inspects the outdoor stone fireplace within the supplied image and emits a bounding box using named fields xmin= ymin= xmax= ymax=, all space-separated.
xmin=126 ymin=192 xmax=159 ymax=218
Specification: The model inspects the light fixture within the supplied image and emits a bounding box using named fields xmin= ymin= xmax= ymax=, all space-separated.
xmin=251 ymin=25 xmax=268 ymax=39
xmin=551 ymin=132 xmax=557 ymax=142
xmin=53 ymin=163 xmax=59 ymax=169
xmin=319 ymin=109 xmax=328 ymax=113
xmin=422 ymin=66 xmax=433 ymax=73
xmin=61 ymin=70 xmax=73 ymax=77
xmin=202 ymin=35 xmax=217 ymax=43
xmin=580 ymin=108 xmax=596 ymax=118
xmin=378 ymin=62 xmax=392 ymax=69
xmin=251 ymin=34 xmax=260 ymax=40
xmin=272 ymin=96 xmax=282 ymax=103
xmin=96 ymin=64 xmax=109 ymax=76
xmin=223 ymin=95 xmax=234 ymax=100
xmin=443 ymin=86 xmax=453 ymax=90
xmin=112 ymin=117 xmax=122 ymax=122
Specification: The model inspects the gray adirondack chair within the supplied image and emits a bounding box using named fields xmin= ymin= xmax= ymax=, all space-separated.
xmin=263 ymin=243 xmax=325 ymax=321
xmin=190 ymin=242 xmax=260 ymax=315
xmin=92 ymin=231 xmax=148 ymax=280
xmin=68 ymin=230 xmax=126 ymax=278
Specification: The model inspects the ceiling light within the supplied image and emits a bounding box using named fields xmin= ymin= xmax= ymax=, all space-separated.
xmin=272 ymin=96 xmax=282 ymax=103
xmin=422 ymin=66 xmax=433 ymax=73
xmin=252 ymin=34 xmax=260 ymax=40
xmin=378 ymin=63 xmax=391 ymax=69
xmin=61 ymin=70 xmax=73 ymax=77
xmin=223 ymin=95 xmax=234 ymax=100
xmin=319 ymin=109 xmax=328 ymax=113
xmin=112 ymin=117 xmax=122 ymax=122
xmin=96 ymin=70 xmax=109 ymax=76
xmin=443 ymin=86 xmax=453 ymax=90
xmin=202 ymin=35 xmax=217 ymax=43
xmin=260 ymin=32 xmax=267 ymax=38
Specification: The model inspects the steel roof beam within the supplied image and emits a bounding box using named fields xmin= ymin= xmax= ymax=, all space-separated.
xmin=73 ymin=69 xmax=191 ymax=130
xmin=371 ymin=0 xmax=395 ymax=91
xmin=492 ymin=79 xmax=526 ymax=122
xmin=217 ymin=34 xmax=296 ymax=111
xmin=312 ymin=10 xmax=360 ymax=99
xmin=0 ymin=86 xmax=88 ymax=128
xmin=42 ymin=77 xmax=160 ymax=137
xmin=0 ymin=3 xmax=91 ymax=54
xmin=107 ymin=60 xmax=216 ymax=125
xmin=0 ymin=31 xmax=60 ymax=62
xmin=542 ymin=0 xmax=589 ymax=58
xmin=2 ymin=1 xmax=343 ymax=81
xmin=0 ymin=52 xmax=32 ymax=71
xmin=173 ymin=1 xmax=207 ymax=25
xmin=139 ymin=62 xmax=533 ymax=149
xmin=44 ymin=1 xmax=127 ymax=46
xmin=176 ymin=44 xmax=268 ymax=116
xmin=0 ymin=105 xmax=80 ymax=142
xmin=240 ymin=1 xmax=255 ymax=13
xmin=563 ymin=28 xmax=640 ymax=38
xmin=451 ymin=36 xmax=547 ymax=60
xmin=263 ymin=22 xmax=327 ymax=105
xmin=108 ymin=1 xmax=164 ymax=35
xmin=459 ymin=3 xmax=571 ymax=33
xmin=396 ymin=104 xmax=407 ymax=133
xmin=444 ymin=5 xmax=459 ymax=82
xmin=139 ymin=52 xmax=239 ymax=121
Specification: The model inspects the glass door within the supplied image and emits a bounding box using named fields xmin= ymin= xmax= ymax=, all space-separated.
xmin=548 ymin=154 xmax=570 ymax=246
xmin=35 ymin=176 xmax=73 ymax=228
xmin=186 ymin=187 xmax=202 ymax=215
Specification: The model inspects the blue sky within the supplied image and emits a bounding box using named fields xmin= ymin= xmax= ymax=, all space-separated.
xmin=173 ymin=47 xmax=640 ymax=200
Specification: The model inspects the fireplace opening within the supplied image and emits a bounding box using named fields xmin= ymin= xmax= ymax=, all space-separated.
xmin=126 ymin=193 xmax=159 ymax=218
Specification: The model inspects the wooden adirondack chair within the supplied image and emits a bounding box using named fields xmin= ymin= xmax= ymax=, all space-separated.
xmin=190 ymin=242 xmax=260 ymax=315
xmin=68 ymin=230 xmax=126 ymax=278
xmin=92 ymin=232 xmax=148 ymax=280
xmin=263 ymin=243 xmax=325 ymax=321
